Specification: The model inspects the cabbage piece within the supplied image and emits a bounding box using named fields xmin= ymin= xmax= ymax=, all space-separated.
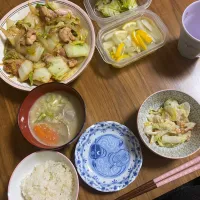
xmin=6 ymin=19 xmax=15 ymax=29
xmin=184 ymin=122 xmax=196 ymax=132
xmin=16 ymin=20 xmax=31 ymax=30
xmin=23 ymin=12 xmax=40 ymax=28
xmin=3 ymin=49 xmax=25 ymax=61
xmin=0 ymin=26 xmax=20 ymax=46
xmin=33 ymin=62 xmax=46 ymax=69
xmin=28 ymin=3 xmax=39 ymax=15
xmin=47 ymin=2 xmax=60 ymax=10
xmin=18 ymin=60 xmax=33 ymax=81
xmin=179 ymin=102 xmax=190 ymax=117
xmin=162 ymin=133 xmax=191 ymax=144
xmin=96 ymin=0 xmax=121 ymax=17
xmin=64 ymin=43 xmax=89 ymax=58
xmin=164 ymin=106 xmax=177 ymax=121
xmin=164 ymin=99 xmax=179 ymax=108
xmin=38 ymin=35 xmax=59 ymax=53
xmin=147 ymin=114 xmax=163 ymax=123
xmin=29 ymin=71 xmax=34 ymax=85
xmin=103 ymin=41 xmax=114 ymax=51
xmin=47 ymin=56 xmax=70 ymax=81
xmin=104 ymin=30 xmax=116 ymax=41
xmin=121 ymin=0 xmax=138 ymax=9
xmin=141 ymin=19 xmax=153 ymax=32
xmin=26 ymin=42 xmax=45 ymax=62
xmin=33 ymin=67 xmax=51 ymax=83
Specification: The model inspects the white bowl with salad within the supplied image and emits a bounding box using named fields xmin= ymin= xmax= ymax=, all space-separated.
xmin=0 ymin=0 xmax=95 ymax=91
xmin=137 ymin=90 xmax=200 ymax=159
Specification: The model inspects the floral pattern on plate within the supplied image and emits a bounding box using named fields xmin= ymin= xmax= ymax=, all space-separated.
xmin=75 ymin=121 xmax=143 ymax=192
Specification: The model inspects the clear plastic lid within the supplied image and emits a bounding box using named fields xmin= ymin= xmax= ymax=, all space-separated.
xmin=96 ymin=10 xmax=168 ymax=68
xmin=84 ymin=0 xmax=152 ymax=27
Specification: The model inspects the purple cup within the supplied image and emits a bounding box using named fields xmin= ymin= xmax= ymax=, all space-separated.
xmin=178 ymin=1 xmax=200 ymax=59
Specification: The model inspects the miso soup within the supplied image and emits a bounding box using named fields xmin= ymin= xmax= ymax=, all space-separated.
xmin=28 ymin=91 xmax=84 ymax=146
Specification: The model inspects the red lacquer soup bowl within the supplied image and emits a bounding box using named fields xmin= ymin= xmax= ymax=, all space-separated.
xmin=18 ymin=83 xmax=86 ymax=150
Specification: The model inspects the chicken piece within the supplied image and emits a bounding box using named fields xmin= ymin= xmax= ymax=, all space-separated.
xmin=42 ymin=53 xmax=53 ymax=63
xmin=67 ymin=58 xmax=78 ymax=68
xmin=26 ymin=29 xmax=36 ymax=45
xmin=20 ymin=37 xmax=26 ymax=46
xmin=3 ymin=59 xmax=23 ymax=76
xmin=39 ymin=6 xmax=57 ymax=22
xmin=56 ymin=47 xmax=66 ymax=57
xmin=59 ymin=27 xmax=75 ymax=43
xmin=55 ymin=8 xmax=73 ymax=16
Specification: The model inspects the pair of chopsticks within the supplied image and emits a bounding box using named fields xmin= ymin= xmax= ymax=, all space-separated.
xmin=115 ymin=155 xmax=200 ymax=200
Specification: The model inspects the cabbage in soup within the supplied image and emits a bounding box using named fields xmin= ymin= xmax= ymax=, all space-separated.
xmin=29 ymin=91 xmax=84 ymax=146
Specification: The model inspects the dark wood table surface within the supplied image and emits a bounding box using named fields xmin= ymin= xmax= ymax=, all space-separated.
xmin=0 ymin=0 xmax=200 ymax=199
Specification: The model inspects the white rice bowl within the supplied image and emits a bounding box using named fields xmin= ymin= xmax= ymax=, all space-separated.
xmin=8 ymin=151 xmax=79 ymax=200
xmin=21 ymin=160 xmax=73 ymax=200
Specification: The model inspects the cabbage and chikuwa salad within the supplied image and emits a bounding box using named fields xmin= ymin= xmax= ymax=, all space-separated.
xmin=144 ymin=99 xmax=196 ymax=148
xmin=0 ymin=1 xmax=89 ymax=85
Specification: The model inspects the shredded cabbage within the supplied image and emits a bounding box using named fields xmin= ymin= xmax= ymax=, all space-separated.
xmin=96 ymin=0 xmax=138 ymax=17
xmin=144 ymin=99 xmax=196 ymax=147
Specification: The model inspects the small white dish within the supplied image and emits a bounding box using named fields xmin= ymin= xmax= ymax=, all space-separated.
xmin=8 ymin=151 xmax=79 ymax=200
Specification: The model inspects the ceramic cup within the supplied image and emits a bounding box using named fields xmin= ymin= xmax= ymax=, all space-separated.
xmin=178 ymin=1 xmax=200 ymax=59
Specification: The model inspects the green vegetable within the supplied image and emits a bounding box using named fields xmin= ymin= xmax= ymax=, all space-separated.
xmin=3 ymin=49 xmax=24 ymax=61
xmin=23 ymin=13 xmax=40 ymax=29
xmin=6 ymin=19 xmax=15 ymax=29
xmin=96 ymin=0 xmax=121 ymax=17
xmin=121 ymin=0 xmax=137 ymax=9
xmin=35 ymin=113 xmax=47 ymax=122
xmin=29 ymin=71 xmax=34 ymax=85
xmin=47 ymin=2 xmax=59 ymax=10
xmin=46 ymin=56 xmax=70 ymax=81
xmin=64 ymin=43 xmax=89 ymax=58
xmin=35 ymin=3 xmax=43 ymax=8
xmin=16 ymin=20 xmax=31 ymax=30
xmin=26 ymin=43 xmax=45 ymax=62
xmin=33 ymin=67 xmax=52 ymax=83
xmin=95 ymin=0 xmax=138 ymax=17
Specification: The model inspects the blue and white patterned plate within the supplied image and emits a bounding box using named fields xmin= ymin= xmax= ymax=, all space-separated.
xmin=75 ymin=121 xmax=143 ymax=192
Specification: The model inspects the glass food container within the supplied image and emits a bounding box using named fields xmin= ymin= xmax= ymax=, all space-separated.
xmin=96 ymin=10 xmax=168 ymax=68
xmin=84 ymin=0 xmax=152 ymax=27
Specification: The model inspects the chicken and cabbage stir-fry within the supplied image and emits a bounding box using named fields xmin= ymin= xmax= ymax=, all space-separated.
xmin=0 ymin=1 xmax=89 ymax=85
xmin=144 ymin=99 xmax=196 ymax=147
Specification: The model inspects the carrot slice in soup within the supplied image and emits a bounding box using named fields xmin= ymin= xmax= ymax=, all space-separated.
xmin=33 ymin=124 xmax=59 ymax=145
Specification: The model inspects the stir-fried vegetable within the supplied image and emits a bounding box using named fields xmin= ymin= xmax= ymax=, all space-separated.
xmin=144 ymin=99 xmax=196 ymax=147
xmin=0 ymin=1 xmax=89 ymax=86
xmin=96 ymin=0 xmax=138 ymax=17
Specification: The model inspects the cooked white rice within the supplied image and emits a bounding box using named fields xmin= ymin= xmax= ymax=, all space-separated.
xmin=21 ymin=160 xmax=74 ymax=200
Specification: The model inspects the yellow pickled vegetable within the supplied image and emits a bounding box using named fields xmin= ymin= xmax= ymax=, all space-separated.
xmin=131 ymin=31 xmax=140 ymax=46
xmin=115 ymin=43 xmax=125 ymax=59
xmin=136 ymin=30 xmax=152 ymax=44
xmin=136 ymin=33 xmax=147 ymax=50
xmin=116 ymin=54 xmax=129 ymax=61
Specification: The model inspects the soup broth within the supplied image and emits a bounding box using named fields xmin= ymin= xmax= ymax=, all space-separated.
xmin=29 ymin=91 xmax=84 ymax=146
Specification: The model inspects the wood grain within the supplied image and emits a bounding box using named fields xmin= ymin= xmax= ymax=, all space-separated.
xmin=0 ymin=0 xmax=199 ymax=200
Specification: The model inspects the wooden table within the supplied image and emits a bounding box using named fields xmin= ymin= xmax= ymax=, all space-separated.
xmin=0 ymin=0 xmax=200 ymax=199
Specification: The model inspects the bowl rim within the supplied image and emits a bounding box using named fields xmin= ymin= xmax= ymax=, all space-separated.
xmin=137 ymin=89 xmax=200 ymax=159
xmin=0 ymin=0 xmax=96 ymax=91
xmin=7 ymin=150 xmax=79 ymax=200
xmin=18 ymin=82 xmax=86 ymax=150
